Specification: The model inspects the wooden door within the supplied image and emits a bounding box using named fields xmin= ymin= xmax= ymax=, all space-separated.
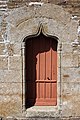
xmin=25 ymin=33 xmax=57 ymax=107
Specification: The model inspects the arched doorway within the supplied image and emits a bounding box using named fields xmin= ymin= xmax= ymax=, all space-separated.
xmin=25 ymin=33 xmax=58 ymax=108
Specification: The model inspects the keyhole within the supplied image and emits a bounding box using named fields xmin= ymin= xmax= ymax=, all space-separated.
xmin=47 ymin=77 xmax=50 ymax=80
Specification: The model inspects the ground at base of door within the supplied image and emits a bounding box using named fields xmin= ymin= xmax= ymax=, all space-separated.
xmin=1 ymin=117 xmax=80 ymax=120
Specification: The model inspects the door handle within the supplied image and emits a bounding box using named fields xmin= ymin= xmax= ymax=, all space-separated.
xmin=47 ymin=77 xmax=50 ymax=80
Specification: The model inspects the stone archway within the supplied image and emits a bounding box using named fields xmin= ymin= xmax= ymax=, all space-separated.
xmin=22 ymin=24 xmax=59 ymax=110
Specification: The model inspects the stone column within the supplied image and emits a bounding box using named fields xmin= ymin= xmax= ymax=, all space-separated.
xmin=58 ymin=42 xmax=62 ymax=116
xmin=21 ymin=42 xmax=26 ymax=112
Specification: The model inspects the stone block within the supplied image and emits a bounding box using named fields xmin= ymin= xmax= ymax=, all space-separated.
xmin=7 ymin=42 xmax=21 ymax=56
xmin=0 ymin=56 xmax=8 ymax=70
xmin=0 ymin=33 xmax=3 ymax=41
xmin=62 ymin=67 xmax=80 ymax=82
xmin=0 ymin=83 xmax=22 ymax=95
xmin=13 ymin=42 xmax=21 ymax=55
xmin=0 ymin=95 xmax=22 ymax=117
xmin=7 ymin=19 xmax=38 ymax=43
xmin=62 ymin=98 xmax=80 ymax=117
xmin=62 ymin=43 xmax=73 ymax=53
xmin=62 ymin=94 xmax=80 ymax=103
xmin=0 ymin=70 xmax=22 ymax=83
xmin=0 ymin=43 xmax=5 ymax=55
xmin=9 ymin=56 xmax=22 ymax=70
xmin=59 ymin=72 xmax=80 ymax=116
xmin=71 ymin=102 xmax=80 ymax=116
xmin=0 ymin=94 xmax=22 ymax=105
xmin=62 ymin=82 xmax=80 ymax=95
xmin=61 ymin=53 xmax=79 ymax=67
xmin=72 ymin=53 xmax=79 ymax=67
xmin=61 ymin=53 xmax=72 ymax=67
xmin=7 ymin=43 xmax=14 ymax=56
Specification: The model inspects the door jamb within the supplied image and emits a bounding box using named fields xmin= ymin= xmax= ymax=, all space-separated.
xmin=21 ymin=24 xmax=61 ymax=112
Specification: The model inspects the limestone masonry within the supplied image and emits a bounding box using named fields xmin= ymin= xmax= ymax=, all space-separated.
xmin=0 ymin=0 xmax=80 ymax=119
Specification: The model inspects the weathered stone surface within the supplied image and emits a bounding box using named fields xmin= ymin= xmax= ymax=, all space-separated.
xmin=13 ymin=42 xmax=21 ymax=55
xmin=0 ymin=83 xmax=22 ymax=95
xmin=6 ymin=3 xmax=77 ymax=27
xmin=0 ymin=33 xmax=3 ymax=42
xmin=62 ymin=100 xmax=80 ymax=117
xmin=0 ymin=56 xmax=8 ymax=69
xmin=7 ymin=18 xmax=40 ymax=42
xmin=61 ymin=53 xmax=79 ymax=67
xmin=7 ymin=43 xmax=14 ymax=56
xmin=4 ymin=117 xmax=80 ymax=120
xmin=0 ymin=70 xmax=22 ymax=83
xmin=72 ymin=53 xmax=79 ymax=67
xmin=6 ymin=42 xmax=21 ymax=55
xmin=6 ymin=4 xmax=78 ymax=44
xmin=0 ymin=43 xmax=5 ymax=55
xmin=0 ymin=1 xmax=80 ymax=119
xmin=62 ymin=67 xmax=80 ymax=82
xmin=26 ymin=106 xmax=59 ymax=118
xmin=62 ymin=82 xmax=80 ymax=95
xmin=62 ymin=43 xmax=73 ymax=53
xmin=0 ymin=95 xmax=22 ymax=117
xmin=62 ymin=82 xmax=80 ymax=116
xmin=9 ymin=56 xmax=22 ymax=70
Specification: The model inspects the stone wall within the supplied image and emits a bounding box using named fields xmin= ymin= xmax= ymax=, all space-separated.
xmin=0 ymin=0 xmax=22 ymax=118
xmin=0 ymin=0 xmax=80 ymax=119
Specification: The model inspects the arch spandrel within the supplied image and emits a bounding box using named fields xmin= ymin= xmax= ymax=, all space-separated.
xmin=7 ymin=4 xmax=71 ymax=27
xmin=23 ymin=23 xmax=59 ymax=42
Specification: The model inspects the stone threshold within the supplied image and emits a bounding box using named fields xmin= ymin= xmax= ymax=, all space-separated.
xmin=26 ymin=106 xmax=59 ymax=118
xmin=24 ymin=106 xmax=80 ymax=119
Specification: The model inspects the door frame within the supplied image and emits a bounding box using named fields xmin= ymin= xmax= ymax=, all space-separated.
xmin=21 ymin=24 xmax=62 ymax=112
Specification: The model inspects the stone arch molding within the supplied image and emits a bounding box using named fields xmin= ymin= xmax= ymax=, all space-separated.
xmin=6 ymin=3 xmax=78 ymax=43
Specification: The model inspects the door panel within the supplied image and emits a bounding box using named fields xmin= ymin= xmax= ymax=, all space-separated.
xmin=25 ymin=33 xmax=57 ymax=107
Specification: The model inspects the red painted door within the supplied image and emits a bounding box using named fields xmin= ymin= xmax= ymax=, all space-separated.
xmin=25 ymin=33 xmax=57 ymax=107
